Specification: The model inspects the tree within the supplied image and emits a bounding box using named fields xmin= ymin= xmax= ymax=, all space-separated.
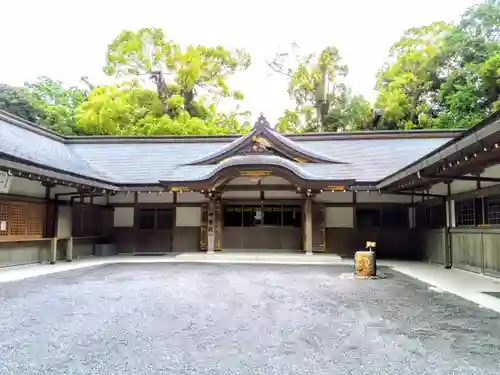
xmin=375 ymin=21 xmax=453 ymax=129
xmin=267 ymin=44 xmax=349 ymax=131
xmin=0 ymin=84 xmax=40 ymax=122
xmin=375 ymin=0 xmax=500 ymax=130
xmin=323 ymin=90 xmax=373 ymax=132
xmin=275 ymin=109 xmax=301 ymax=133
xmin=431 ymin=0 xmax=500 ymax=128
xmin=136 ymin=106 xmax=252 ymax=136
xmin=103 ymin=28 xmax=250 ymax=117
xmin=25 ymin=76 xmax=88 ymax=134
xmin=268 ymin=44 xmax=373 ymax=132
xmin=75 ymin=81 xmax=163 ymax=135
xmin=76 ymin=81 xmax=252 ymax=136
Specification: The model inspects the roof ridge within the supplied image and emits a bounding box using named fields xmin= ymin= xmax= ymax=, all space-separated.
xmin=0 ymin=110 xmax=66 ymax=142
xmin=0 ymin=110 xmax=463 ymax=144
xmin=64 ymin=130 xmax=462 ymax=144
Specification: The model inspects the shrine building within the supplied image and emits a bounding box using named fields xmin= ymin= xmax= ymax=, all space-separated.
xmin=1 ymin=110 xmax=500 ymax=275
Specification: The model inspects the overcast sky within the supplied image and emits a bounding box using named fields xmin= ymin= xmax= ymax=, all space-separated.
xmin=0 ymin=0 xmax=479 ymax=123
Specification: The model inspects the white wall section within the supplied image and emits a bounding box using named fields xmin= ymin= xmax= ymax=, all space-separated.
xmin=314 ymin=192 xmax=353 ymax=203
xmin=325 ymin=207 xmax=354 ymax=228
xmin=137 ymin=192 xmax=174 ymax=203
xmin=108 ymin=192 xmax=135 ymax=204
xmin=176 ymin=207 xmax=201 ymax=227
xmin=7 ymin=177 xmax=46 ymax=198
xmin=56 ymin=205 xmax=72 ymax=238
xmin=356 ymin=192 xmax=411 ymax=203
xmin=113 ymin=207 xmax=134 ymax=227
xmin=177 ymin=192 xmax=208 ymax=203
xmin=264 ymin=191 xmax=300 ymax=199
xmin=222 ymin=191 xmax=260 ymax=199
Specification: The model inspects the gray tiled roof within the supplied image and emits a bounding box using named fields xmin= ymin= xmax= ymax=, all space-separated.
xmin=0 ymin=111 xmax=453 ymax=185
xmin=268 ymin=128 xmax=345 ymax=163
xmin=0 ymin=118 xmax=114 ymax=182
xmin=68 ymin=137 xmax=450 ymax=184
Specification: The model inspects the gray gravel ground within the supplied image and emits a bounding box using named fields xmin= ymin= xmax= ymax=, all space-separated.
xmin=0 ymin=263 xmax=499 ymax=375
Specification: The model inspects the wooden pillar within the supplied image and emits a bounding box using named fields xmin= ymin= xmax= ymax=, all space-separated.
xmin=44 ymin=186 xmax=52 ymax=237
xmin=444 ymin=183 xmax=452 ymax=269
xmin=201 ymin=192 xmax=221 ymax=253
xmin=133 ymin=192 xmax=138 ymax=254
xmin=207 ymin=199 xmax=216 ymax=254
xmin=214 ymin=200 xmax=222 ymax=251
xmin=50 ymin=237 xmax=58 ymax=264
xmin=200 ymin=203 xmax=208 ymax=251
xmin=304 ymin=198 xmax=313 ymax=255
xmin=67 ymin=236 xmax=74 ymax=262
xmin=311 ymin=203 xmax=326 ymax=252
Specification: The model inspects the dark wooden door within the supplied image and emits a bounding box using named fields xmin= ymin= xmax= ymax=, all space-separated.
xmin=135 ymin=208 xmax=173 ymax=253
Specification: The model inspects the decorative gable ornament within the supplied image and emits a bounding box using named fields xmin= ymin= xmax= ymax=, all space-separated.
xmin=187 ymin=114 xmax=347 ymax=166
xmin=250 ymin=136 xmax=271 ymax=153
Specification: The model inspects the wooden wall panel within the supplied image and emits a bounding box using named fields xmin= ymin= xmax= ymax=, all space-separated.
xmin=222 ymin=227 xmax=301 ymax=250
xmin=421 ymin=229 xmax=445 ymax=265
xmin=451 ymin=232 xmax=483 ymax=273
xmin=312 ymin=204 xmax=325 ymax=251
xmin=173 ymin=227 xmax=200 ymax=252
xmin=135 ymin=230 xmax=172 ymax=253
xmin=483 ymin=233 xmax=500 ymax=276
xmin=326 ymin=228 xmax=421 ymax=259
xmin=449 ymin=230 xmax=500 ymax=276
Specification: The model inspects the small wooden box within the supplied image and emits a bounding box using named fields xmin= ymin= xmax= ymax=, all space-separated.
xmin=354 ymin=251 xmax=376 ymax=277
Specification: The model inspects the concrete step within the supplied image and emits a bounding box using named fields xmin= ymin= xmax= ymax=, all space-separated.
xmin=173 ymin=252 xmax=343 ymax=264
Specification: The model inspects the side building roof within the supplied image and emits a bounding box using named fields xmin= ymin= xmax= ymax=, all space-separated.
xmin=377 ymin=110 xmax=500 ymax=192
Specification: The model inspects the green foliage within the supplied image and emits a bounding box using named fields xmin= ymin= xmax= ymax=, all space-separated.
xmin=76 ymin=81 xmax=251 ymax=136
xmin=75 ymin=81 xmax=163 ymax=135
xmin=135 ymin=109 xmax=251 ymax=136
xmin=0 ymin=84 xmax=40 ymax=122
xmin=104 ymin=28 xmax=251 ymax=118
xmin=25 ymin=76 xmax=87 ymax=134
xmin=375 ymin=21 xmax=453 ymax=129
xmin=376 ymin=0 xmax=500 ymax=130
xmin=104 ymin=28 xmax=178 ymax=77
xmin=324 ymin=91 xmax=373 ymax=131
xmin=275 ymin=109 xmax=301 ymax=133
xmin=268 ymin=44 xmax=370 ymax=132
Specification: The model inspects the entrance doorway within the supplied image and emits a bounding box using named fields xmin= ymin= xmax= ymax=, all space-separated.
xmin=135 ymin=208 xmax=173 ymax=253
xmin=222 ymin=204 xmax=302 ymax=250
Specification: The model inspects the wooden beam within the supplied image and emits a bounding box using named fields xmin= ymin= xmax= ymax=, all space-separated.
xmin=222 ymin=184 xmax=295 ymax=191
xmin=396 ymin=191 xmax=446 ymax=199
xmin=423 ymin=175 xmax=500 ymax=183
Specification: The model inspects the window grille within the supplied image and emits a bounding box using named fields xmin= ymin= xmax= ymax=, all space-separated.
xmin=0 ymin=201 xmax=45 ymax=240
xmin=486 ymin=197 xmax=500 ymax=224
xmin=456 ymin=199 xmax=475 ymax=226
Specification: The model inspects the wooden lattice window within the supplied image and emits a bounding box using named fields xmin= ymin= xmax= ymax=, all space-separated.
xmin=0 ymin=201 xmax=45 ymax=240
xmin=27 ymin=205 xmax=44 ymax=236
xmin=456 ymin=199 xmax=475 ymax=226
xmin=0 ymin=204 xmax=9 ymax=238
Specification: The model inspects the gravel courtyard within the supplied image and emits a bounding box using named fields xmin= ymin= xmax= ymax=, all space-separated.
xmin=0 ymin=263 xmax=499 ymax=375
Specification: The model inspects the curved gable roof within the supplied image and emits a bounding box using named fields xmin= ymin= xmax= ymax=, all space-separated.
xmin=187 ymin=115 xmax=347 ymax=165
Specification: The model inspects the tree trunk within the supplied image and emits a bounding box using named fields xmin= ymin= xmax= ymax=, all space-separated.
xmin=150 ymin=71 xmax=174 ymax=117
xmin=182 ymin=90 xmax=196 ymax=116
